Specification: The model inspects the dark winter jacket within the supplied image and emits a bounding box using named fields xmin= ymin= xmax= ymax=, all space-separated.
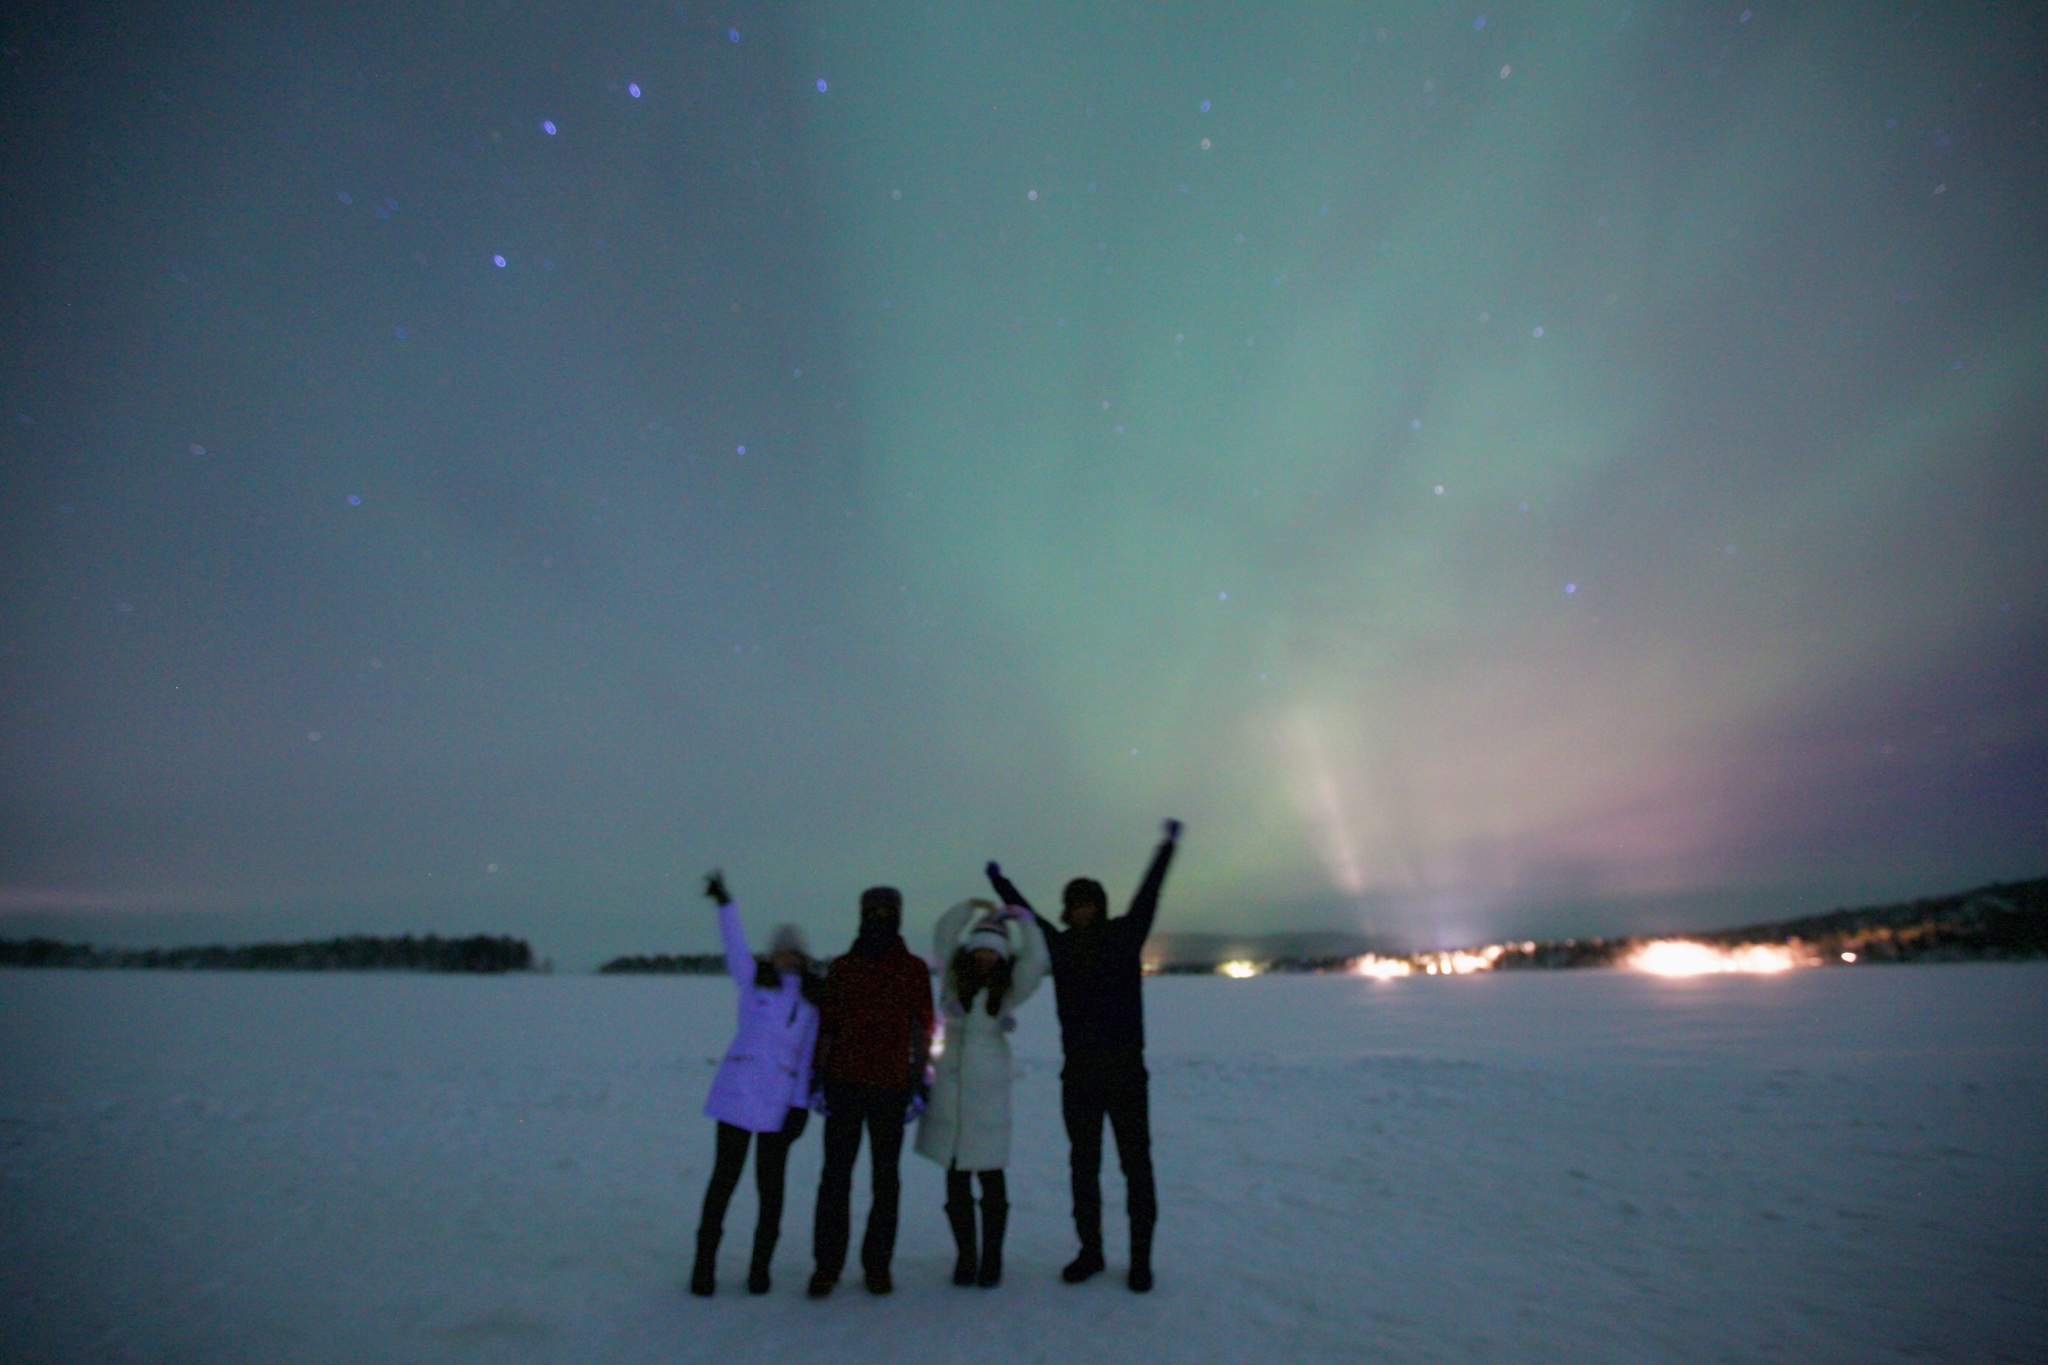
xmin=986 ymin=837 xmax=1176 ymax=1056
xmin=817 ymin=933 xmax=934 ymax=1092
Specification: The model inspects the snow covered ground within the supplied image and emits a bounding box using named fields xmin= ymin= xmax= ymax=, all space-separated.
xmin=3 ymin=964 xmax=2043 ymax=1364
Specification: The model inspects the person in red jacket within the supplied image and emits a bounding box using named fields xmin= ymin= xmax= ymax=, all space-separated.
xmin=807 ymin=885 xmax=934 ymax=1298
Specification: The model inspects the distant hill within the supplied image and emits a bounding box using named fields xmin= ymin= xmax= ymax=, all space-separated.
xmin=1487 ymin=876 xmax=2048 ymax=970
xmin=1147 ymin=876 xmax=2048 ymax=974
xmin=1697 ymin=876 xmax=2048 ymax=961
xmin=0 ymin=933 xmax=534 ymax=974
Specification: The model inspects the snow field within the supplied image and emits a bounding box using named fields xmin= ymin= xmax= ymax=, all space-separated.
xmin=2 ymin=965 xmax=2043 ymax=1363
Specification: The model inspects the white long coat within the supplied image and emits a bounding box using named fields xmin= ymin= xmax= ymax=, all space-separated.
xmin=914 ymin=901 xmax=1049 ymax=1171
xmin=701 ymin=902 xmax=819 ymax=1133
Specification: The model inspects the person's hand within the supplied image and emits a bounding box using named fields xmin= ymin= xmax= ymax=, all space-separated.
xmin=984 ymin=859 xmax=1003 ymax=880
xmin=1163 ymin=818 xmax=1184 ymax=842
xmin=702 ymin=870 xmax=732 ymax=907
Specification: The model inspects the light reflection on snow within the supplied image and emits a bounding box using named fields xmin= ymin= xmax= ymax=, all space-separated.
xmin=1626 ymin=940 xmax=1803 ymax=976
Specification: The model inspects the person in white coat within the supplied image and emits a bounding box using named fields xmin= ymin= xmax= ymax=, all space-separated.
xmin=914 ymin=898 xmax=1049 ymax=1287
xmin=691 ymin=871 xmax=821 ymax=1297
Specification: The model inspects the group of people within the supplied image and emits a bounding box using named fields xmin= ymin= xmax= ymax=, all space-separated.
xmin=689 ymin=819 xmax=1183 ymax=1299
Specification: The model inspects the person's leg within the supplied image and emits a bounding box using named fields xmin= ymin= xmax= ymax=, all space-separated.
xmin=944 ymin=1167 xmax=978 ymax=1286
xmin=858 ymin=1094 xmax=907 ymax=1291
xmin=748 ymin=1107 xmax=808 ymax=1293
xmin=693 ymin=1122 xmax=752 ymax=1295
xmin=1061 ymin=1060 xmax=1109 ymax=1281
xmin=810 ymin=1087 xmax=866 ymax=1293
xmin=976 ymin=1169 xmax=1009 ymax=1288
xmin=1104 ymin=1054 xmax=1157 ymax=1292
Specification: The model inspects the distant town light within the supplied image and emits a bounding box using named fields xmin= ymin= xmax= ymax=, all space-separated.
xmin=1628 ymin=940 xmax=1802 ymax=976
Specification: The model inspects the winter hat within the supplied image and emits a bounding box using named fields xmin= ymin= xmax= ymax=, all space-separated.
xmin=964 ymin=920 xmax=1013 ymax=959
xmin=768 ymin=924 xmax=810 ymax=959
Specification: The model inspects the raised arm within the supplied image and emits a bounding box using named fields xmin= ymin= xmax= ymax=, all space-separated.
xmin=930 ymin=900 xmax=980 ymax=1018
xmin=1118 ymin=820 xmax=1183 ymax=942
xmin=703 ymin=870 xmax=754 ymax=985
xmin=930 ymin=899 xmax=980 ymax=966
xmin=986 ymin=860 xmax=1058 ymax=939
xmin=1008 ymin=909 xmax=1051 ymax=1006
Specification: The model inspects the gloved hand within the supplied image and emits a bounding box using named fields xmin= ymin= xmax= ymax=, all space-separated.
xmin=1162 ymin=819 xmax=1183 ymax=842
xmin=702 ymin=870 xmax=732 ymax=906
xmin=904 ymin=1075 xmax=931 ymax=1122
xmin=984 ymin=860 xmax=1003 ymax=879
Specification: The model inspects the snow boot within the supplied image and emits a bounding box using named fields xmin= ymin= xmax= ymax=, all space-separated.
xmin=747 ymin=1223 xmax=778 ymax=1294
xmin=1127 ymin=1221 xmax=1154 ymax=1293
xmin=689 ymin=1229 xmax=720 ymax=1297
xmin=946 ymin=1196 xmax=979 ymax=1286
xmin=1061 ymin=1246 xmax=1105 ymax=1284
xmin=977 ymin=1194 xmax=1008 ymax=1288
xmin=1064 ymin=1203 xmax=1105 ymax=1283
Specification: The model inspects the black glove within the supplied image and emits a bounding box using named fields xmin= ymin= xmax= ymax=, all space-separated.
xmin=1163 ymin=818 xmax=1183 ymax=841
xmin=702 ymin=870 xmax=731 ymax=906
xmin=984 ymin=860 xmax=1002 ymax=879
xmin=905 ymin=1064 xmax=933 ymax=1120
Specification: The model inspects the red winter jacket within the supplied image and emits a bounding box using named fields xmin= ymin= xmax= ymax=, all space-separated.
xmin=818 ymin=935 xmax=933 ymax=1092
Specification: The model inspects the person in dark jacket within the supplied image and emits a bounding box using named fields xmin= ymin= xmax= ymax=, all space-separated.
xmin=985 ymin=818 xmax=1181 ymax=1292
xmin=807 ymin=885 xmax=935 ymax=1298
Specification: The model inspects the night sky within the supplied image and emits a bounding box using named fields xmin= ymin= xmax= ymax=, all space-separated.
xmin=3 ymin=2 xmax=2043 ymax=965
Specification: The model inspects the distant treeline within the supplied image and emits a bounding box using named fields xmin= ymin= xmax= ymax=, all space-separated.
xmin=597 ymin=952 xmax=726 ymax=974
xmin=0 ymin=933 xmax=534 ymax=973
xmin=1161 ymin=875 xmax=2048 ymax=974
xmin=1696 ymin=876 xmax=2048 ymax=961
xmin=1484 ymin=875 xmax=2048 ymax=971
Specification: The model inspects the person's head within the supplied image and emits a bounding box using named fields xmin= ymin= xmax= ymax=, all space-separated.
xmin=963 ymin=918 xmax=1011 ymax=971
xmin=952 ymin=919 xmax=1015 ymax=1015
xmin=1061 ymin=877 xmax=1108 ymax=929
xmin=858 ymin=885 xmax=902 ymax=932
xmin=767 ymin=923 xmax=810 ymax=975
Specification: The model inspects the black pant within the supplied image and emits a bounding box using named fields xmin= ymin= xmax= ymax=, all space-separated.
xmin=811 ymin=1081 xmax=908 ymax=1279
xmin=945 ymin=1167 xmax=1008 ymax=1207
xmin=696 ymin=1107 xmax=810 ymax=1265
xmin=1062 ymin=1045 xmax=1155 ymax=1250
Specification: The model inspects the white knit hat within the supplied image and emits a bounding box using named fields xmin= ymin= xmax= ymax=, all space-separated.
xmin=963 ymin=920 xmax=1012 ymax=959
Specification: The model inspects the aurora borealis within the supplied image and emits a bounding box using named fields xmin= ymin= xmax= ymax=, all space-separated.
xmin=2 ymin=2 xmax=2042 ymax=962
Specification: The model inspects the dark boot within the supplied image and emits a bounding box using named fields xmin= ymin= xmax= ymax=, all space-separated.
xmin=976 ymin=1195 xmax=1008 ymax=1288
xmin=1063 ymin=1202 xmax=1105 ymax=1283
xmin=747 ymin=1220 xmax=777 ymax=1294
xmin=689 ymin=1229 xmax=719 ymax=1297
xmin=1127 ymin=1220 xmax=1153 ymax=1293
xmin=945 ymin=1196 xmax=979 ymax=1286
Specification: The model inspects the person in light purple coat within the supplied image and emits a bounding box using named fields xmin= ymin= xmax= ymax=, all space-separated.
xmin=690 ymin=871 xmax=821 ymax=1297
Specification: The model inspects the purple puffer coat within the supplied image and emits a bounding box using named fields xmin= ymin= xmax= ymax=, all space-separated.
xmin=702 ymin=902 xmax=819 ymax=1133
